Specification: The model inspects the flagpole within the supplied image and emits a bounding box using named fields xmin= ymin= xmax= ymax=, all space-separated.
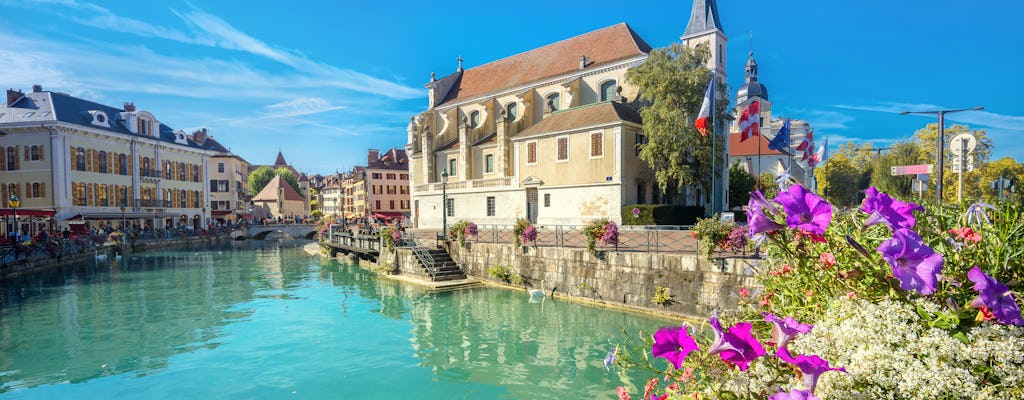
xmin=710 ymin=71 xmax=717 ymax=215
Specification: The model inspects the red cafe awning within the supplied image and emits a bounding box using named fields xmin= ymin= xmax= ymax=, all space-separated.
xmin=211 ymin=210 xmax=232 ymax=216
xmin=0 ymin=209 xmax=55 ymax=217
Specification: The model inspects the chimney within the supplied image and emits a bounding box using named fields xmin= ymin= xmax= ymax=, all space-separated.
xmin=32 ymin=84 xmax=42 ymax=93
xmin=579 ymin=55 xmax=588 ymax=70
xmin=367 ymin=149 xmax=379 ymax=164
xmin=124 ymin=102 xmax=136 ymax=112
xmin=6 ymin=88 xmax=24 ymax=106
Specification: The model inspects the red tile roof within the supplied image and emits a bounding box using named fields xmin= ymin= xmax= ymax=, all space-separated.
xmin=729 ymin=133 xmax=789 ymax=156
xmin=252 ymin=175 xmax=304 ymax=202
xmin=435 ymin=23 xmax=651 ymax=106
xmin=516 ymin=102 xmax=642 ymax=138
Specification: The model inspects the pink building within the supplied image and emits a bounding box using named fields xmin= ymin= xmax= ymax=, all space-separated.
xmin=364 ymin=148 xmax=409 ymax=220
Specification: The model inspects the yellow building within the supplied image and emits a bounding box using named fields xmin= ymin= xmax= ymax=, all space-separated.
xmin=0 ymin=86 xmax=226 ymax=236
xmin=210 ymin=152 xmax=252 ymax=223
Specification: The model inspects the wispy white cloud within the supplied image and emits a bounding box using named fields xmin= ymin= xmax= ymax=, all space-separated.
xmin=833 ymin=102 xmax=1024 ymax=132
xmin=4 ymin=0 xmax=421 ymax=99
xmin=257 ymin=98 xmax=347 ymax=120
xmin=790 ymin=109 xmax=856 ymax=130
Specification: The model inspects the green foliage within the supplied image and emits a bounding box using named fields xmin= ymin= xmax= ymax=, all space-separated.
xmin=626 ymin=43 xmax=728 ymax=195
xmin=248 ymin=166 xmax=275 ymax=195
xmin=756 ymin=172 xmax=780 ymax=199
xmin=728 ymin=161 xmax=757 ymax=209
xmin=380 ymin=226 xmax=400 ymax=252
xmin=815 ymin=154 xmax=866 ymax=207
xmin=582 ymin=218 xmax=613 ymax=255
xmin=869 ymin=140 xmax=922 ymax=198
xmin=247 ymin=166 xmax=303 ymax=198
xmin=449 ymin=220 xmax=471 ymax=247
xmin=650 ymin=287 xmax=674 ymax=307
xmin=513 ymin=218 xmax=531 ymax=247
xmin=621 ymin=204 xmax=705 ymax=225
xmin=692 ymin=215 xmax=734 ymax=261
xmin=487 ymin=264 xmax=524 ymax=286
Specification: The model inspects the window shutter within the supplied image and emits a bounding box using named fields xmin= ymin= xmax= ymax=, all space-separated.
xmin=107 ymin=152 xmax=113 ymax=173
xmin=41 ymin=182 xmax=46 ymax=198
xmin=87 ymin=149 xmax=94 ymax=172
xmin=25 ymin=182 xmax=31 ymax=198
xmin=1 ymin=185 xmax=6 ymax=207
xmin=0 ymin=147 xmax=5 ymax=172
xmin=39 ymin=145 xmax=44 ymax=161
xmin=24 ymin=145 xmax=29 ymax=161
xmin=86 ymin=183 xmax=92 ymax=206
xmin=128 ymin=155 xmax=133 ymax=174
xmin=13 ymin=147 xmax=19 ymax=170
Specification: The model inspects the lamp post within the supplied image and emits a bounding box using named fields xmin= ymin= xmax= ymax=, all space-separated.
xmin=9 ymin=195 xmax=19 ymax=241
xmin=900 ymin=106 xmax=984 ymax=205
xmin=441 ymin=168 xmax=448 ymax=240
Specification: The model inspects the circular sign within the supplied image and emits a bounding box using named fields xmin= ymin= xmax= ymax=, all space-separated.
xmin=949 ymin=133 xmax=977 ymax=155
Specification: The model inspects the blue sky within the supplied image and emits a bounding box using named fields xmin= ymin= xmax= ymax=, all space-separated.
xmin=1 ymin=0 xmax=1021 ymax=174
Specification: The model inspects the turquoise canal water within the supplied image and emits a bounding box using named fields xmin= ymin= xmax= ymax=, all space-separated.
xmin=0 ymin=243 xmax=675 ymax=399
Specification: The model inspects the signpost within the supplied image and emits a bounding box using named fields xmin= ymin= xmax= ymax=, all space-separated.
xmin=950 ymin=133 xmax=977 ymax=202
xmin=891 ymin=164 xmax=934 ymax=176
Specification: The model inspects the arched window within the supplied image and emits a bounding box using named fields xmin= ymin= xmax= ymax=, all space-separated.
xmin=31 ymin=182 xmax=42 ymax=198
xmin=546 ymin=93 xmax=560 ymax=112
xmin=469 ymin=110 xmax=480 ymax=128
xmin=600 ymin=80 xmax=617 ymax=102
xmin=76 ymin=148 xmax=86 ymax=171
xmin=98 ymin=151 xmax=108 ymax=173
xmin=30 ymin=145 xmax=41 ymax=161
xmin=118 ymin=154 xmax=127 ymax=175
xmin=505 ymin=102 xmax=518 ymax=121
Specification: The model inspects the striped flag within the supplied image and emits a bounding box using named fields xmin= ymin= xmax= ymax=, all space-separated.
xmin=694 ymin=74 xmax=714 ymax=137
xmin=798 ymin=129 xmax=815 ymax=160
xmin=738 ymin=100 xmax=760 ymax=142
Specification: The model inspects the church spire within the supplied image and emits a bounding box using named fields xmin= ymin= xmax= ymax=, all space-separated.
xmin=745 ymin=51 xmax=759 ymax=83
xmin=683 ymin=0 xmax=724 ymax=38
xmin=274 ymin=150 xmax=287 ymax=167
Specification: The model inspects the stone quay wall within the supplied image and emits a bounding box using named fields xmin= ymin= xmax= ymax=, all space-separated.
xmin=446 ymin=243 xmax=760 ymax=319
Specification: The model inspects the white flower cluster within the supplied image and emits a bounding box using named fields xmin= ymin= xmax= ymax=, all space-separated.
xmin=788 ymin=298 xmax=1024 ymax=400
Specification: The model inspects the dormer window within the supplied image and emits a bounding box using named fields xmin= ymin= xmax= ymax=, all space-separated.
xmin=505 ymin=102 xmax=518 ymax=121
xmin=469 ymin=110 xmax=480 ymax=128
xmin=89 ymin=110 xmax=110 ymax=127
xmin=600 ymin=80 xmax=617 ymax=102
xmin=546 ymin=93 xmax=560 ymax=112
xmin=138 ymin=118 xmax=152 ymax=135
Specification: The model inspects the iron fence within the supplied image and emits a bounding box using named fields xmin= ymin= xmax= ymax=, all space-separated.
xmin=458 ymin=224 xmax=702 ymax=254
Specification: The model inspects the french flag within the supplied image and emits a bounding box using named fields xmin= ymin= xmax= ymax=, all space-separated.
xmin=694 ymin=74 xmax=714 ymax=137
xmin=738 ymin=100 xmax=760 ymax=142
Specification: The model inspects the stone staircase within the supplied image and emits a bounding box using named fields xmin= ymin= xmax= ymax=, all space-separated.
xmin=420 ymin=248 xmax=467 ymax=281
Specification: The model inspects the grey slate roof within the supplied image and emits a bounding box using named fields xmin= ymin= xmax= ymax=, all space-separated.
xmin=1 ymin=90 xmax=226 ymax=152
xmin=683 ymin=0 xmax=725 ymax=37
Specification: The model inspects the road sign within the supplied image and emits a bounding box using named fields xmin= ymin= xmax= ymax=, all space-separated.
xmin=949 ymin=133 xmax=977 ymax=156
xmin=891 ymin=164 xmax=934 ymax=176
xmin=951 ymin=163 xmax=974 ymax=173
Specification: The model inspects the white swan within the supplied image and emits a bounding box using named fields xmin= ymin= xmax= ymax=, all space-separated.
xmin=529 ymin=280 xmax=546 ymax=297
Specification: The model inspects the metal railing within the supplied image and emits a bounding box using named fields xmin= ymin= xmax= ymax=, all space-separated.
xmin=451 ymin=224 xmax=702 ymax=254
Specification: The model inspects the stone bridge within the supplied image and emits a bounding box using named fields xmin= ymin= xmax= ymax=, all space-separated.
xmin=238 ymin=224 xmax=318 ymax=240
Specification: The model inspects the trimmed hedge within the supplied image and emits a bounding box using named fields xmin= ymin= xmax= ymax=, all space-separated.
xmin=621 ymin=205 xmax=706 ymax=226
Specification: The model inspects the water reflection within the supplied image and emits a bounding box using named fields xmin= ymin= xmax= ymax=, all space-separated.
xmin=0 ymin=244 xmax=263 ymax=392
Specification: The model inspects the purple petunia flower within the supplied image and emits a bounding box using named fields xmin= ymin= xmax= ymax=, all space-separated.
xmin=651 ymin=325 xmax=700 ymax=369
xmin=877 ymin=229 xmax=944 ymax=295
xmin=465 ymin=222 xmax=478 ymax=236
xmin=706 ymin=317 xmax=766 ymax=371
xmin=769 ymin=388 xmax=821 ymax=400
xmin=861 ymin=187 xmax=924 ymax=231
xmin=763 ymin=312 xmax=813 ymax=349
xmin=967 ymin=266 xmax=1024 ymax=326
xmin=776 ymin=347 xmax=847 ymax=393
xmin=750 ymin=189 xmax=780 ymax=215
xmin=747 ymin=195 xmax=784 ymax=237
xmin=604 ymin=347 xmax=618 ymax=371
xmin=774 ymin=184 xmax=832 ymax=235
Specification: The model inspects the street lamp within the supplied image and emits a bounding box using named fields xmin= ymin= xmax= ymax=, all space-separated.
xmin=441 ymin=168 xmax=448 ymax=240
xmin=9 ymin=194 xmax=19 ymax=241
xmin=900 ymin=106 xmax=984 ymax=204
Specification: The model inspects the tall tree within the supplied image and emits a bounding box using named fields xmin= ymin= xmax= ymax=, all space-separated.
xmin=728 ymin=161 xmax=756 ymax=208
xmin=815 ymin=154 xmax=864 ymax=207
xmin=248 ymin=166 xmax=304 ymax=198
xmin=626 ymin=43 xmax=728 ymax=195
xmin=870 ymin=140 xmax=924 ymax=198
xmin=248 ymin=166 xmax=275 ymax=195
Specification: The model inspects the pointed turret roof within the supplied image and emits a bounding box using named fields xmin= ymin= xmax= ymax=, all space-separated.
xmin=274 ymin=151 xmax=288 ymax=167
xmin=683 ymin=0 xmax=724 ymax=38
xmin=252 ymin=174 xmax=304 ymax=202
